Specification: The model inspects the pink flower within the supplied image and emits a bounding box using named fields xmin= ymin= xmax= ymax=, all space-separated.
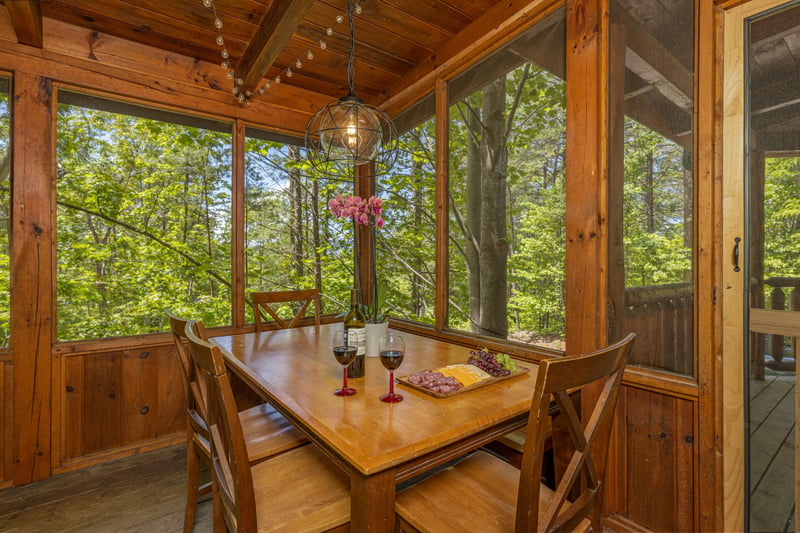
xmin=328 ymin=194 xmax=345 ymax=217
xmin=367 ymin=196 xmax=382 ymax=216
xmin=329 ymin=194 xmax=387 ymax=228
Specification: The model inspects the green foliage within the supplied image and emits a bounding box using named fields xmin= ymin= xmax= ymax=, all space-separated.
xmin=56 ymin=105 xmax=232 ymax=340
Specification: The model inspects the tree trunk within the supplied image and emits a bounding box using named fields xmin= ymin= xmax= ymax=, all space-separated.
xmin=289 ymin=145 xmax=304 ymax=279
xmin=466 ymin=96 xmax=482 ymax=331
xmin=478 ymin=76 xmax=508 ymax=338
xmin=646 ymin=150 xmax=654 ymax=233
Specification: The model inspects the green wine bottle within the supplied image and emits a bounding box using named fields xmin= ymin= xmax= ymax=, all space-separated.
xmin=344 ymin=289 xmax=366 ymax=378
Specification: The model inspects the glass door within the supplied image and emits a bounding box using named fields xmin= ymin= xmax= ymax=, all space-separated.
xmin=737 ymin=2 xmax=800 ymax=531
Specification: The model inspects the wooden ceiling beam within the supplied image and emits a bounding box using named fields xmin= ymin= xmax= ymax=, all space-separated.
xmin=382 ymin=0 xmax=564 ymax=116
xmin=5 ymin=0 xmax=43 ymax=48
xmin=612 ymin=4 xmax=693 ymax=113
xmin=235 ymin=0 xmax=316 ymax=96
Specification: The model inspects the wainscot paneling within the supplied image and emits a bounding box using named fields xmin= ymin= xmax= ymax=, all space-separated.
xmin=605 ymin=385 xmax=696 ymax=532
xmin=60 ymin=345 xmax=184 ymax=462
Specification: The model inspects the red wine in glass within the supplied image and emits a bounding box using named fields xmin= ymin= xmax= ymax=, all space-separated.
xmin=379 ymin=333 xmax=404 ymax=402
xmin=333 ymin=330 xmax=357 ymax=396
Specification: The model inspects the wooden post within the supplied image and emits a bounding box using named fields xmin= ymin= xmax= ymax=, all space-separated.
xmin=435 ymin=79 xmax=449 ymax=331
xmin=565 ymin=0 xmax=609 ymax=357
xmin=11 ymin=72 xmax=54 ymax=485
xmin=354 ymin=163 xmax=374 ymax=308
xmin=232 ymin=120 xmax=246 ymax=329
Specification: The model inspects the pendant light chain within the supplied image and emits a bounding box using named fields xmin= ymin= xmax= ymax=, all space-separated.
xmin=347 ymin=0 xmax=356 ymax=95
xmin=202 ymin=0 xmax=361 ymax=106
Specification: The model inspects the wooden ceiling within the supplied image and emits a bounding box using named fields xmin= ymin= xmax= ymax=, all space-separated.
xmin=0 ymin=0 xmax=796 ymax=148
xmin=3 ymin=0 xmax=507 ymax=111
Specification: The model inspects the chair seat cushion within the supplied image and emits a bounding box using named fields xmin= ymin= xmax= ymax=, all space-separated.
xmin=251 ymin=444 xmax=350 ymax=532
xmin=241 ymin=403 xmax=308 ymax=463
xmin=397 ymin=451 xmax=589 ymax=533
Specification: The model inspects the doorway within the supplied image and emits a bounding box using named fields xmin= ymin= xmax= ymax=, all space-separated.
xmin=724 ymin=1 xmax=800 ymax=531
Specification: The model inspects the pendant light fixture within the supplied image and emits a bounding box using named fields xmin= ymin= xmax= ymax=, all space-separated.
xmin=305 ymin=0 xmax=398 ymax=177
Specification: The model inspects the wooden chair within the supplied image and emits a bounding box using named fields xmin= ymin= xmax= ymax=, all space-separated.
xmin=395 ymin=333 xmax=635 ymax=533
xmin=167 ymin=312 xmax=309 ymax=533
xmin=251 ymin=289 xmax=321 ymax=331
xmin=183 ymin=321 xmax=350 ymax=532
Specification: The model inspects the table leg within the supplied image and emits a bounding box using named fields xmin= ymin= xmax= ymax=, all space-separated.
xmin=350 ymin=468 xmax=395 ymax=532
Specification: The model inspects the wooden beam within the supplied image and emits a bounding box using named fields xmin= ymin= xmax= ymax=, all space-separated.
xmin=235 ymin=0 xmax=316 ymax=97
xmin=612 ymin=3 xmax=693 ymax=113
xmin=381 ymin=0 xmax=563 ymax=117
xmin=11 ymin=71 xmax=53 ymax=485
xmin=564 ymin=0 xmax=608 ymax=357
xmin=5 ymin=0 xmax=42 ymax=48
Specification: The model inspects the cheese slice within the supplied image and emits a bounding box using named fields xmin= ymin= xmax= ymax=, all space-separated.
xmin=437 ymin=364 xmax=491 ymax=387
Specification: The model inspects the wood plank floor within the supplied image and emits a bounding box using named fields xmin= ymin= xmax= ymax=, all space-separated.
xmin=0 ymin=445 xmax=212 ymax=532
xmin=750 ymin=371 xmax=796 ymax=533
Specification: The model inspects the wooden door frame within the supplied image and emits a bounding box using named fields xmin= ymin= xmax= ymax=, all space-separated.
xmin=722 ymin=1 xmax=799 ymax=530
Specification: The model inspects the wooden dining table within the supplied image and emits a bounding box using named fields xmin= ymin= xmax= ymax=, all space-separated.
xmin=214 ymin=323 xmax=540 ymax=532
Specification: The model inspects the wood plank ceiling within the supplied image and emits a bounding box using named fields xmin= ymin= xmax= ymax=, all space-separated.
xmin=0 ymin=0 xmax=797 ymax=144
xmin=2 ymin=0 xmax=500 ymax=114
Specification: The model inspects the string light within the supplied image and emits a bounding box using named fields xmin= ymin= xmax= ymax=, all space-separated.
xmin=202 ymin=0 xmax=363 ymax=106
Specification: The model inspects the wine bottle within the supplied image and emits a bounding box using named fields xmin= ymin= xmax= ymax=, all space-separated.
xmin=344 ymin=288 xmax=366 ymax=378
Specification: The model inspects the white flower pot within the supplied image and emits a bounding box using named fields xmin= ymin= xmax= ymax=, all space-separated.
xmin=365 ymin=322 xmax=389 ymax=357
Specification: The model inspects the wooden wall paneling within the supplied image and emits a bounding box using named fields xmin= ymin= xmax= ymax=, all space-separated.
xmin=11 ymin=71 xmax=53 ymax=485
xmin=121 ymin=348 xmax=157 ymax=445
xmin=0 ymin=358 xmax=7 ymax=482
xmin=623 ymin=388 xmax=695 ymax=532
xmin=50 ymin=353 xmax=61 ymax=469
xmin=62 ymin=355 xmax=84 ymax=461
xmin=156 ymin=345 xmax=185 ymax=437
xmin=82 ymin=352 xmax=121 ymax=454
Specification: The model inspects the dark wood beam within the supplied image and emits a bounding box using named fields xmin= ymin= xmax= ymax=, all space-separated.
xmin=235 ymin=0 xmax=316 ymax=96
xmin=612 ymin=2 xmax=693 ymax=113
xmin=750 ymin=4 xmax=800 ymax=45
xmin=5 ymin=0 xmax=43 ymax=48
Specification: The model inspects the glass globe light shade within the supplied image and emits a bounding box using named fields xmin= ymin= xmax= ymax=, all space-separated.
xmin=306 ymin=93 xmax=397 ymax=176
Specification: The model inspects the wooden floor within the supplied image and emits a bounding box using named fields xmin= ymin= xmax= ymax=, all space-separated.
xmin=750 ymin=369 xmax=796 ymax=533
xmin=0 ymin=445 xmax=212 ymax=532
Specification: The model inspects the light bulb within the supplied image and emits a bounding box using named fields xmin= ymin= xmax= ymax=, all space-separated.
xmin=319 ymin=40 xmax=327 ymax=50
xmin=286 ymin=68 xmax=292 ymax=78
xmin=326 ymin=27 xmax=333 ymax=36
xmin=236 ymin=78 xmax=243 ymax=86
xmin=355 ymin=4 xmax=362 ymax=14
xmin=203 ymin=0 xmax=212 ymax=7
xmin=221 ymin=60 xmax=229 ymax=69
xmin=306 ymin=50 xmax=313 ymax=60
xmin=221 ymin=49 xmax=229 ymax=59
xmin=295 ymin=59 xmax=302 ymax=69
xmin=216 ymin=35 xmax=224 ymax=46
xmin=226 ymin=70 xmax=233 ymax=79
xmin=214 ymin=18 xmax=223 ymax=29
xmin=336 ymin=15 xmax=344 ymax=24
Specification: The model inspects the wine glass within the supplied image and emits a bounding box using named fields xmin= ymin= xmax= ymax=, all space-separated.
xmin=379 ymin=333 xmax=404 ymax=403
xmin=333 ymin=329 xmax=358 ymax=396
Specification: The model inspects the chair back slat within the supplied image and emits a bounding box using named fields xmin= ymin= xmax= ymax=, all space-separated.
xmin=168 ymin=312 xmax=211 ymax=438
xmin=185 ymin=322 xmax=258 ymax=532
xmin=251 ymin=289 xmax=321 ymax=331
xmin=516 ymin=333 xmax=634 ymax=533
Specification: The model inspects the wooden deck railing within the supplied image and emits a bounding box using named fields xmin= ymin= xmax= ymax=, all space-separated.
xmin=750 ymin=277 xmax=800 ymax=379
xmin=623 ymin=282 xmax=693 ymax=376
